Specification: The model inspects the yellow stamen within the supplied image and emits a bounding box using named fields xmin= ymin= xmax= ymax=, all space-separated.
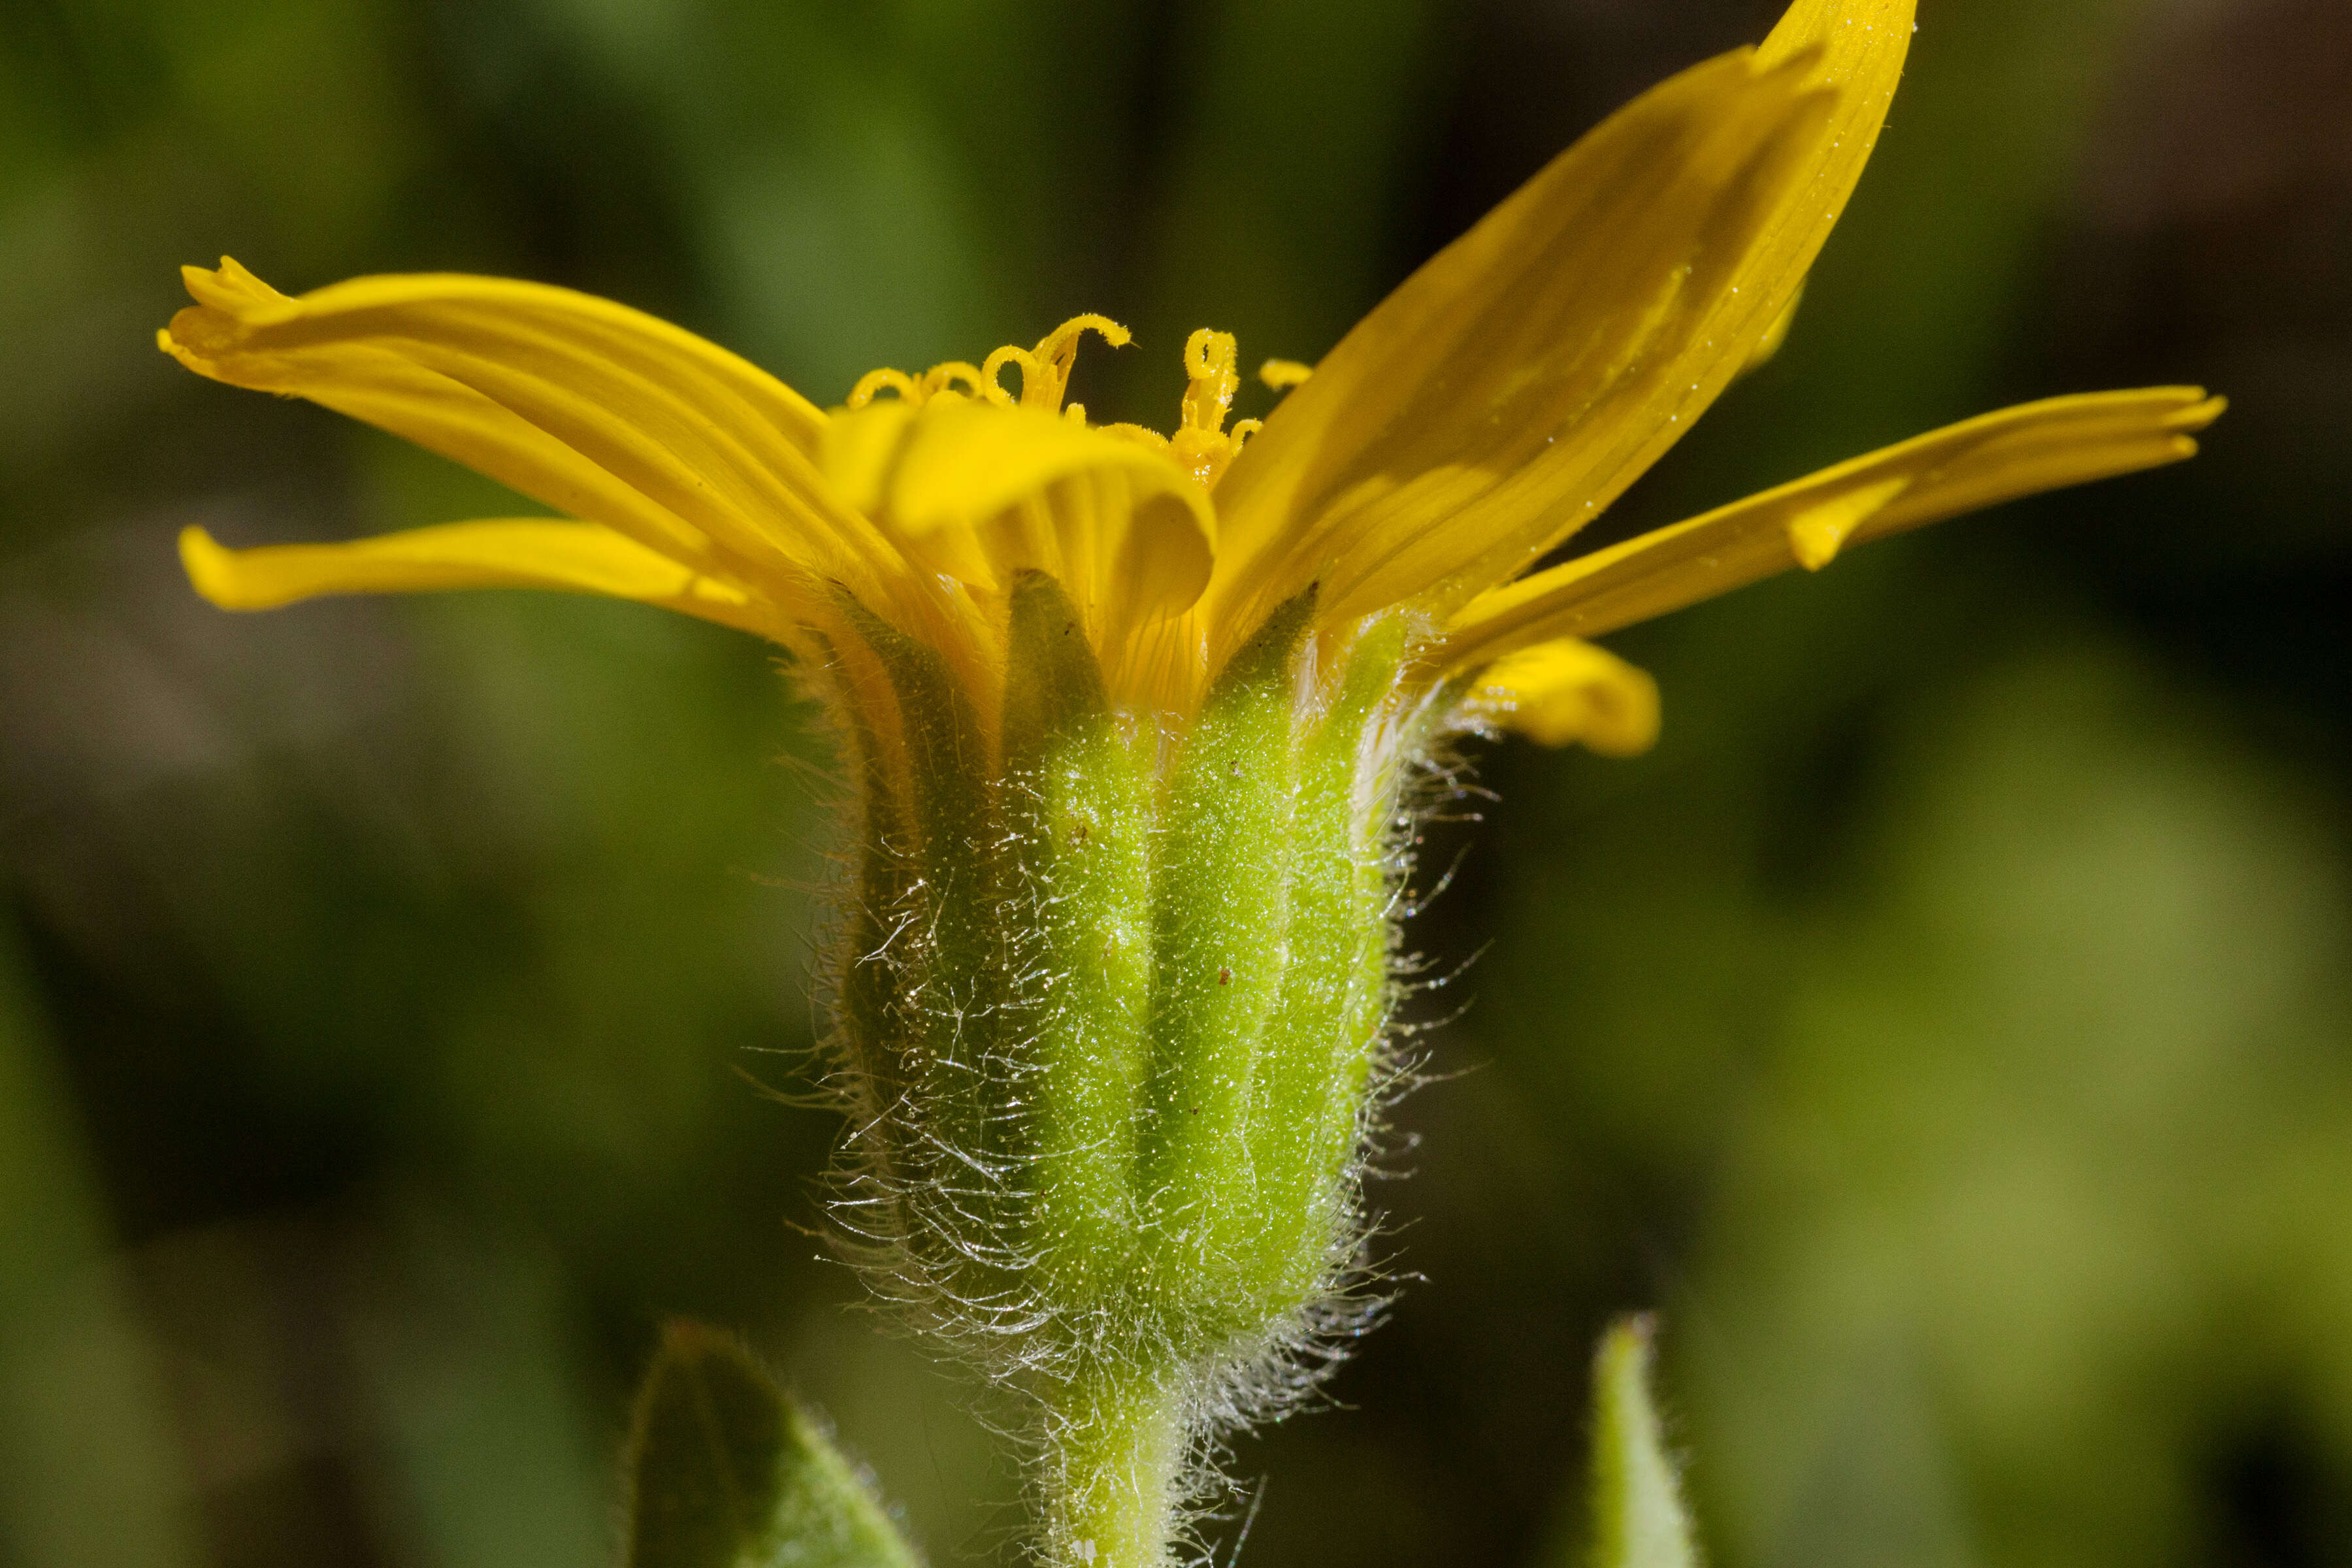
xmin=1029 ymin=314 xmax=1130 ymax=410
xmin=845 ymin=319 xmax=1261 ymax=491
xmin=921 ymin=361 xmax=989 ymax=399
xmin=847 ymin=367 xmax=921 ymax=409
xmin=1260 ymin=359 xmax=1313 ymax=391
xmin=1180 ymin=330 xmax=1239 ymax=431
xmin=1171 ymin=329 xmax=1244 ymax=490
xmin=1098 ymin=422 xmax=1173 ymax=451
xmin=849 ymin=314 xmax=1133 ymax=416
xmin=981 ymin=344 xmax=1047 ymax=407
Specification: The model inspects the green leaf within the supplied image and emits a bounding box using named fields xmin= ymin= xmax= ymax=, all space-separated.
xmin=624 ymin=1322 xmax=919 ymax=1568
xmin=1587 ymin=1316 xmax=1698 ymax=1568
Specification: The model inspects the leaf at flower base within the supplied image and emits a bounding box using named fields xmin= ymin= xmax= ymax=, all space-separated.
xmin=624 ymin=1322 xmax=919 ymax=1568
xmin=1586 ymin=1316 xmax=1698 ymax=1568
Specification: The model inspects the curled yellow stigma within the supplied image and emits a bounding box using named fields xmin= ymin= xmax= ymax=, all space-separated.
xmin=1170 ymin=329 xmax=1245 ymax=489
xmin=846 ymin=313 xmax=1132 ymax=418
xmin=845 ymin=316 xmax=1305 ymax=493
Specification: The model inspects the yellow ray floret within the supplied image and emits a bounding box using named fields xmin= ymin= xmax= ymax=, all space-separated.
xmin=1471 ymin=640 xmax=1661 ymax=755
xmin=1201 ymin=0 xmax=1916 ymax=653
xmin=1444 ymin=388 xmax=2226 ymax=669
xmin=177 ymin=519 xmax=783 ymax=637
xmin=1202 ymin=50 xmax=1837 ymax=645
xmin=160 ymin=259 xmax=857 ymax=595
xmin=161 ymin=0 xmax=2221 ymax=761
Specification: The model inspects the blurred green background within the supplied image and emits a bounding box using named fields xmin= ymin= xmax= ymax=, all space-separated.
xmin=3 ymin=0 xmax=2348 ymax=1564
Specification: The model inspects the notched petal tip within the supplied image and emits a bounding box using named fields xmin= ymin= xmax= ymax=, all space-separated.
xmin=163 ymin=258 xmax=299 ymax=368
xmin=178 ymin=261 xmax=233 ymax=303
xmin=2172 ymin=391 xmax=2228 ymax=432
xmin=180 ymin=256 xmax=294 ymax=319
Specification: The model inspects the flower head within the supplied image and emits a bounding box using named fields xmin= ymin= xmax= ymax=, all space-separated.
xmin=161 ymin=1 xmax=2221 ymax=1561
xmin=167 ymin=1 xmax=2216 ymax=774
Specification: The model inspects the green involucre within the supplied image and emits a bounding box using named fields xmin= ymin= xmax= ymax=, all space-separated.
xmin=826 ymin=576 xmax=1419 ymax=1401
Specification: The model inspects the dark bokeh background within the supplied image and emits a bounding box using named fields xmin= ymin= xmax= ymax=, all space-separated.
xmin=3 ymin=1 xmax=2349 ymax=1565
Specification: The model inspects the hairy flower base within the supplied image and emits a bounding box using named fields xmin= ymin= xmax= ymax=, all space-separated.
xmin=825 ymin=575 xmax=1422 ymax=1550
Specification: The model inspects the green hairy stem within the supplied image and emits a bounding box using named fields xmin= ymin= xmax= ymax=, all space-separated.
xmin=826 ymin=576 xmax=1420 ymax=1565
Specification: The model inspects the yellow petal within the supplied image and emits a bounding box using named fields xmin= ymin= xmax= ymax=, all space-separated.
xmin=1443 ymin=388 xmax=2226 ymax=663
xmin=1205 ymin=0 xmax=1918 ymax=649
xmin=178 ymin=519 xmax=787 ymax=639
xmin=1472 ymin=638 xmax=1661 ymax=755
xmin=1753 ymin=0 xmax=1914 ymax=284
xmin=1204 ymin=50 xmax=1833 ymax=645
xmin=161 ymin=261 xmax=898 ymax=606
xmin=824 ymin=395 xmax=1215 ymax=645
xmin=1714 ymin=0 xmax=1912 ymax=375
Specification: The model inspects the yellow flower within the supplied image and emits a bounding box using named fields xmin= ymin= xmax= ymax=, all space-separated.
xmin=160 ymin=10 xmax=2229 ymax=1560
xmin=164 ymin=0 xmax=2217 ymax=770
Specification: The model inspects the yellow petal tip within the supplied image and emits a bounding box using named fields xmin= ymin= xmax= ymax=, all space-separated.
xmin=2180 ymin=392 xmax=2228 ymax=431
xmin=177 ymin=257 xmax=295 ymax=323
xmin=178 ymin=525 xmax=254 ymax=610
xmin=1477 ymin=639 xmax=1661 ymax=755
